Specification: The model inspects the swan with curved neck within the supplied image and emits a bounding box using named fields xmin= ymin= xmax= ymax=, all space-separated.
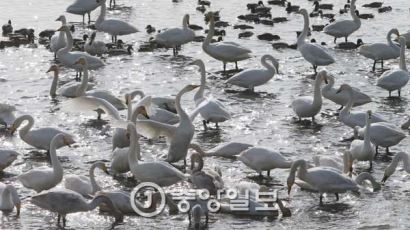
xmin=50 ymin=15 xmax=67 ymax=59
xmin=382 ymin=152 xmax=410 ymax=182
xmin=203 ymin=12 xmax=252 ymax=72
xmin=0 ymin=183 xmax=20 ymax=216
xmin=189 ymin=152 xmax=224 ymax=195
xmin=376 ymin=36 xmax=410 ymax=97
xmin=324 ymin=0 xmax=360 ymax=43
xmin=18 ymin=134 xmax=67 ymax=192
xmin=127 ymin=122 xmax=187 ymax=186
xmin=297 ymin=9 xmax=335 ymax=74
xmin=155 ymin=14 xmax=195 ymax=56
xmin=64 ymin=161 xmax=109 ymax=196
xmin=127 ymin=89 xmax=177 ymax=113
xmin=291 ymin=70 xmax=327 ymax=122
xmin=358 ymin=28 xmax=400 ymax=71
xmin=0 ymin=150 xmax=18 ymax=172
xmin=226 ymin=55 xmax=279 ymax=92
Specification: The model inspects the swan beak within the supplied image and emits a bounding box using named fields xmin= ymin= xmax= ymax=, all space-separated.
xmin=46 ymin=67 xmax=53 ymax=73
xmin=336 ymin=88 xmax=342 ymax=94
xmin=64 ymin=138 xmax=72 ymax=147
xmin=142 ymin=107 xmax=150 ymax=119
xmin=55 ymin=17 xmax=61 ymax=22
xmin=8 ymin=124 xmax=16 ymax=135
xmin=15 ymin=203 xmax=21 ymax=217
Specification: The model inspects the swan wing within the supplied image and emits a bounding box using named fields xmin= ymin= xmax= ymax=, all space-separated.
xmin=135 ymin=120 xmax=176 ymax=140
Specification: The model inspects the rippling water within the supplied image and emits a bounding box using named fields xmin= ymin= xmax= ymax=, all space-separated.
xmin=1 ymin=0 xmax=410 ymax=229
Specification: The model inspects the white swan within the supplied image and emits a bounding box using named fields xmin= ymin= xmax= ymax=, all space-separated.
xmin=136 ymin=85 xmax=199 ymax=166
xmin=291 ymin=70 xmax=327 ymax=121
xmin=297 ymin=9 xmax=335 ymax=74
xmin=66 ymin=0 xmax=100 ymax=24
xmin=226 ymin=54 xmax=279 ymax=91
xmin=237 ymin=147 xmax=292 ymax=177
xmin=0 ymin=150 xmax=18 ymax=172
xmin=189 ymin=142 xmax=253 ymax=158
xmin=190 ymin=59 xmax=230 ymax=129
xmin=381 ymin=152 xmax=410 ymax=182
xmin=0 ymin=183 xmax=20 ymax=216
xmin=0 ymin=103 xmax=16 ymax=128
xmin=155 ymin=14 xmax=195 ymax=56
xmin=31 ymin=188 xmax=122 ymax=226
xmin=203 ymin=12 xmax=252 ymax=71
xmin=50 ymin=15 xmax=67 ymax=59
xmin=64 ymin=161 xmax=109 ymax=196
xmin=348 ymin=110 xmax=376 ymax=171
xmin=324 ymin=0 xmax=360 ymax=43
xmin=95 ymin=0 xmax=138 ymax=43
xmin=9 ymin=115 xmax=75 ymax=152
xmin=376 ymin=36 xmax=410 ymax=97
xmin=322 ymin=73 xmax=371 ymax=110
xmin=84 ymin=31 xmax=107 ymax=56
xmin=358 ymin=28 xmax=400 ymax=71
xmin=336 ymin=84 xmax=386 ymax=128
xmin=18 ymin=134 xmax=67 ymax=192
xmin=189 ymin=152 xmax=224 ymax=195
xmin=47 ymin=65 xmax=94 ymax=98
xmin=287 ymin=159 xmax=377 ymax=205
xmin=127 ymin=122 xmax=187 ymax=187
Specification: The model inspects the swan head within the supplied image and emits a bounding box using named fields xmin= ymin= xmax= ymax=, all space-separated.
xmin=398 ymin=36 xmax=407 ymax=47
xmin=46 ymin=65 xmax=59 ymax=74
xmin=336 ymin=84 xmax=351 ymax=94
xmin=8 ymin=115 xmax=30 ymax=135
xmin=95 ymin=161 xmax=109 ymax=174
xmin=190 ymin=152 xmax=204 ymax=172
xmin=382 ymin=165 xmax=395 ymax=183
xmin=287 ymin=174 xmax=295 ymax=195
xmin=55 ymin=15 xmax=66 ymax=23
xmin=390 ymin=28 xmax=400 ymax=37
xmin=317 ymin=70 xmax=328 ymax=84
xmin=135 ymin=105 xmax=149 ymax=119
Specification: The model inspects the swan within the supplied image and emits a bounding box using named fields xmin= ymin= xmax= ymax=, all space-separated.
xmin=127 ymin=122 xmax=187 ymax=187
xmin=50 ymin=15 xmax=67 ymax=59
xmin=0 ymin=183 xmax=20 ymax=216
xmin=135 ymin=85 xmax=199 ymax=167
xmin=358 ymin=28 xmax=400 ymax=71
xmin=377 ymin=36 xmax=410 ymax=97
xmin=348 ymin=110 xmax=376 ymax=171
xmin=189 ymin=203 xmax=208 ymax=228
xmin=18 ymin=134 xmax=67 ymax=193
xmin=128 ymin=90 xmax=176 ymax=113
xmin=287 ymin=159 xmax=378 ymax=205
xmin=381 ymin=152 xmax=410 ymax=182
xmin=84 ymin=31 xmax=107 ymax=56
xmin=9 ymin=115 xmax=75 ymax=152
xmin=0 ymin=103 xmax=16 ymax=128
xmin=322 ymin=73 xmax=371 ymax=110
xmin=64 ymin=161 xmax=109 ymax=196
xmin=0 ymin=150 xmax=18 ymax=172
xmin=56 ymin=26 xmax=104 ymax=77
xmin=324 ymin=0 xmax=360 ymax=43
xmin=226 ymin=54 xmax=279 ymax=92
xmin=189 ymin=152 xmax=224 ymax=195
xmin=31 ymin=188 xmax=122 ymax=226
xmin=155 ymin=14 xmax=195 ymax=56
xmin=47 ymin=65 xmax=94 ymax=98
xmin=237 ymin=147 xmax=292 ymax=177
xmin=189 ymin=142 xmax=253 ymax=158
xmin=190 ymin=59 xmax=230 ymax=129
xmin=357 ymin=122 xmax=406 ymax=154
xmin=297 ymin=9 xmax=335 ymax=74
xmin=336 ymin=84 xmax=386 ymax=128
xmin=291 ymin=70 xmax=327 ymax=122
xmin=66 ymin=0 xmax=100 ymax=24
xmin=95 ymin=0 xmax=138 ymax=43
xmin=203 ymin=12 xmax=252 ymax=72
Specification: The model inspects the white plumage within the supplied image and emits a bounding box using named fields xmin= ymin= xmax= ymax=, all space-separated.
xmin=324 ymin=0 xmax=360 ymax=43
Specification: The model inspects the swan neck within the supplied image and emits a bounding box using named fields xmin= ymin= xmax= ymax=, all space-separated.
xmin=19 ymin=115 xmax=34 ymax=138
xmin=128 ymin=125 xmax=141 ymax=170
xmin=50 ymin=71 xmax=59 ymax=97
xmin=341 ymin=88 xmax=354 ymax=115
xmin=76 ymin=65 xmax=89 ymax=97
xmin=364 ymin=115 xmax=371 ymax=146
xmin=50 ymin=137 xmax=63 ymax=182
xmin=175 ymin=88 xmax=190 ymax=122
xmin=203 ymin=17 xmax=214 ymax=49
xmin=63 ymin=29 xmax=74 ymax=52
xmin=194 ymin=63 xmax=206 ymax=103
xmin=387 ymin=30 xmax=398 ymax=48
xmin=313 ymin=75 xmax=323 ymax=107
xmin=350 ymin=1 xmax=360 ymax=23
xmin=400 ymin=42 xmax=407 ymax=71
xmin=297 ymin=12 xmax=309 ymax=46
xmin=182 ymin=15 xmax=188 ymax=29
xmin=96 ymin=3 xmax=106 ymax=27
xmin=89 ymin=164 xmax=101 ymax=193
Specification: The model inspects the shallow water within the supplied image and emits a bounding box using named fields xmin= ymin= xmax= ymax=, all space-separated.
xmin=1 ymin=0 xmax=410 ymax=229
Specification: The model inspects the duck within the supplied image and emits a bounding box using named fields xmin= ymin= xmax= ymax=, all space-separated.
xmin=272 ymin=17 xmax=288 ymax=23
xmin=31 ymin=188 xmax=122 ymax=226
xmin=145 ymin=25 xmax=156 ymax=33
xmin=324 ymin=0 xmax=360 ymax=43
xmin=319 ymin=10 xmax=335 ymax=20
xmin=0 ymin=103 xmax=16 ymax=129
xmin=203 ymin=12 xmax=252 ymax=72
xmin=268 ymin=0 xmax=286 ymax=6
xmin=356 ymin=10 xmax=374 ymax=19
xmin=376 ymin=37 xmax=410 ymax=97
xmin=336 ymin=84 xmax=386 ymax=128
xmin=322 ymin=73 xmax=371 ymax=110
xmin=313 ymin=1 xmax=333 ymax=10
xmin=155 ymin=14 xmax=195 ymax=56
xmin=2 ymin=20 xmax=12 ymax=35
xmin=66 ymin=0 xmax=100 ymax=24
xmin=381 ymin=152 xmax=410 ymax=183
xmin=84 ymin=31 xmax=107 ymax=56
xmin=95 ymin=0 xmax=138 ymax=43
xmin=363 ymin=2 xmax=383 ymax=8
xmin=50 ymin=15 xmax=67 ymax=59
xmin=257 ymin=33 xmax=280 ymax=41
xmin=0 ymin=183 xmax=20 ymax=216
xmin=64 ymin=161 xmax=109 ymax=196
xmin=335 ymin=38 xmax=363 ymax=49
xmin=291 ymin=70 xmax=327 ymax=122
xmin=238 ymin=31 xmax=254 ymax=39
xmin=0 ymin=150 xmax=18 ymax=172
xmin=358 ymin=28 xmax=400 ymax=71
xmin=18 ymin=134 xmax=68 ymax=192
xmin=297 ymin=9 xmax=335 ymax=74
xmin=286 ymin=2 xmax=300 ymax=13
xmin=189 ymin=142 xmax=253 ymax=158
xmin=189 ymin=152 xmax=224 ymax=195
xmin=378 ymin=6 xmax=392 ymax=13
xmin=237 ymin=147 xmax=292 ymax=177
xmin=233 ymin=25 xmax=253 ymax=30
xmin=226 ymin=54 xmax=278 ymax=92
xmin=190 ymin=60 xmax=230 ymax=129
xmin=107 ymin=44 xmax=134 ymax=56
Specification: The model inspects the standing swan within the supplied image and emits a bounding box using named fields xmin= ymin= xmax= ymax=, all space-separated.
xmin=297 ymin=9 xmax=335 ymax=74
xmin=66 ymin=0 xmax=100 ymax=24
xmin=358 ymin=28 xmax=400 ymax=71
xmin=291 ymin=70 xmax=327 ymax=122
xmin=381 ymin=152 xmax=410 ymax=182
xmin=226 ymin=55 xmax=279 ymax=92
xmin=18 ymin=134 xmax=67 ymax=192
xmin=155 ymin=14 xmax=195 ymax=56
xmin=0 ymin=183 xmax=20 ymax=216
xmin=50 ymin=15 xmax=67 ymax=59
xmin=95 ymin=0 xmax=138 ymax=43
xmin=376 ymin=36 xmax=410 ymax=97
xmin=324 ymin=0 xmax=360 ymax=43
xmin=203 ymin=12 xmax=252 ymax=72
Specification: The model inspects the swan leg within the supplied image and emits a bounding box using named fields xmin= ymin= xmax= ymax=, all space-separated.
xmin=372 ymin=60 xmax=376 ymax=72
xmin=345 ymin=37 xmax=347 ymax=42
xmin=335 ymin=193 xmax=339 ymax=201
xmin=398 ymin=89 xmax=401 ymax=97
xmin=82 ymin=14 xmax=85 ymax=24
xmin=188 ymin=210 xmax=192 ymax=224
xmin=202 ymin=120 xmax=208 ymax=130
xmin=205 ymin=212 xmax=209 ymax=224
xmin=88 ymin=13 xmax=91 ymax=24
xmin=313 ymin=65 xmax=318 ymax=74
xmin=334 ymin=37 xmax=336 ymax=43
xmin=97 ymin=111 xmax=102 ymax=120
xmin=375 ymin=146 xmax=379 ymax=155
xmin=235 ymin=62 xmax=238 ymax=70
xmin=63 ymin=215 xmax=67 ymax=226
xmin=223 ymin=62 xmax=226 ymax=72
xmin=386 ymin=147 xmax=389 ymax=154
xmin=388 ymin=91 xmax=391 ymax=97
xmin=312 ymin=116 xmax=315 ymax=123
xmin=368 ymin=160 xmax=372 ymax=171
xmin=267 ymin=170 xmax=271 ymax=177
xmin=319 ymin=194 xmax=323 ymax=205
xmin=215 ymin=122 xmax=219 ymax=129
xmin=57 ymin=214 xmax=61 ymax=225
xmin=381 ymin=60 xmax=384 ymax=69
